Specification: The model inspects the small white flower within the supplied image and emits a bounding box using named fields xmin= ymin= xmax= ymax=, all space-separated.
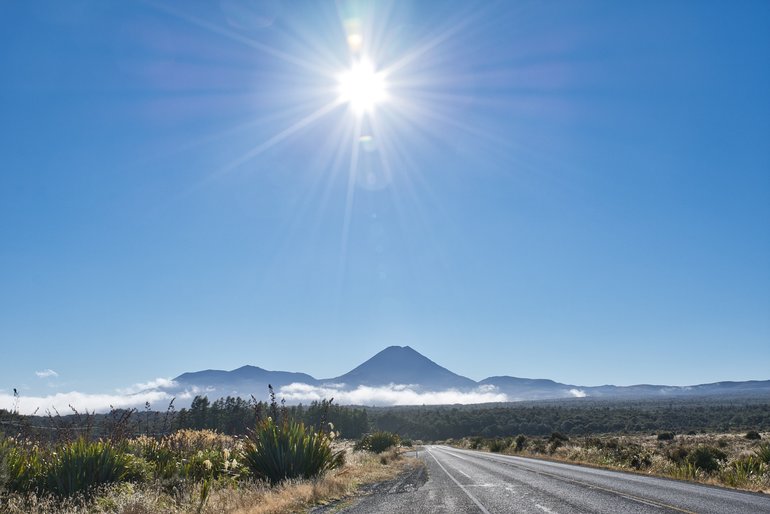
xmin=203 ymin=459 xmax=212 ymax=470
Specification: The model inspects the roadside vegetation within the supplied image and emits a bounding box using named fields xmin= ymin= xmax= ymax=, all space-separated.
xmin=0 ymin=391 xmax=412 ymax=514
xmin=451 ymin=431 xmax=770 ymax=492
xmin=4 ymin=394 xmax=770 ymax=508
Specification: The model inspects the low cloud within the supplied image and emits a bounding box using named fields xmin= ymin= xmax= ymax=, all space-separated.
xmin=117 ymin=378 xmax=178 ymax=395
xmin=569 ymin=388 xmax=587 ymax=398
xmin=35 ymin=369 xmax=59 ymax=378
xmin=1 ymin=377 xmax=183 ymax=415
xmin=0 ymin=390 xmax=174 ymax=415
xmin=278 ymin=383 xmax=509 ymax=406
xmin=1 ymin=381 xmax=511 ymax=415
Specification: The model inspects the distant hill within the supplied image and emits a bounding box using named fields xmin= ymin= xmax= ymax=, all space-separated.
xmin=173 ymin=365 xmax=318 ymax=399
xmin=158 ymin=346 xmax=770 ymax=406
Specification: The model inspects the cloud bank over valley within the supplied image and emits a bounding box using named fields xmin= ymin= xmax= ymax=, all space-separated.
xmin=1 ymin=381 xmax=510 ymax=415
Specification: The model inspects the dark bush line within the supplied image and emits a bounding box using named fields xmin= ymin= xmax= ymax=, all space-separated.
xmin=367 ymin=399 xmax=770 ymax=441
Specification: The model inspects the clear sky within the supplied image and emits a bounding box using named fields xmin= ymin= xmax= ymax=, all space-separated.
xmin=1 ymin=0 xmax=769 ymax=406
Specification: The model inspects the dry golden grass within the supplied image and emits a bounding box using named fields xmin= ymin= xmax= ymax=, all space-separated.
xmin=0 ymin=445 xmax=418 ymax=514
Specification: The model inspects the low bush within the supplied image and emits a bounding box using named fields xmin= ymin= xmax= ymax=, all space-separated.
xmin=687 ymin=446 xmax=726 ymax=474
xmin=657 ymin=432 xmax=675 ymax=441
xmin=488 ymin=438 xmax=509 ymax=453
xmin=548 ymin=432 xmax=570 ymax=454
xmin=667 ymin=446 xmax=689 ymax=464
xmin=355 ymin=432 xmax=400 ymax=454
xmin=745 ymin=430 xmax=762 ymax=440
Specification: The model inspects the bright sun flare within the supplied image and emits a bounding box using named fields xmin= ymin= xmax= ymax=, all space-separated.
xmin=337 ymin=59 xmax=387 ymax=116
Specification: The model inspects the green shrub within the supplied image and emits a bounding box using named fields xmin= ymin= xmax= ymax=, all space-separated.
xmin=514 ymin=435 xmax=527 ymax=452
xmin=755 ymin=443 xmax=770 ymax=464
xmin=745 ymin=430 xmax=762 ymax=440
xmin=488 ymin=438 xmax=508 ymax=453
xmin=687 ymin=446 xmax=726 ymax=474
xmin=355 ymin=432 xmax=400 ymax=454
xmin=667 ymin=446 xmax=689 ymax=464
xmin=43 ymin=438 xmax=134 ymax=498
xmin=657 ymin=432 xmax=675 ymax=441
xmin=629 ymin=450 xmax=653 ymax=469
xmin=243 ymin=417 xmax=344 ymax=485
xmin=547 ymin=432 xmax=569 ymax=454
xmin=549 ymin=432 xmax=569 ymax=443
xmin=401 ymin=439 xmax=413 ymax=447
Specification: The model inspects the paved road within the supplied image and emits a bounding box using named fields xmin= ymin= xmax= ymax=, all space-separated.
xmin=335 ymin=445 xmax=770 ymax=513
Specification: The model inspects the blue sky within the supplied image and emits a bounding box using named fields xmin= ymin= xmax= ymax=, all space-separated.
xmin=1 ymin=0 xmax=769 ymax=408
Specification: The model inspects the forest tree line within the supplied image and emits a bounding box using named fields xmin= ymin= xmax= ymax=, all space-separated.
xmin=2 ymin=396 xmax=769 ymax=442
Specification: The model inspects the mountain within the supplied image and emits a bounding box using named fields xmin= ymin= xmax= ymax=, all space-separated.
xmin=327 ymin=345 xmax=477 ymax=389
xmin=160 ymin=346 xmax=770 ymax=406
xmin=478 ymin=376 xmax=581 ymax=400
xmin=176 ymin=365 xmax=318 ymax=386
xmin=173 ymin=365 xmax=318 ymax=399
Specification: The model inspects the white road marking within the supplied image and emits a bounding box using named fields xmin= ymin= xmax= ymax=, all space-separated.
xmin=456 ymin=468 xmax=473 ymax=479
xmin=427 ymin=447 xmax=491 ymax=514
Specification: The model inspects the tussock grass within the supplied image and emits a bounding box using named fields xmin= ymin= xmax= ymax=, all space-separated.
xmin=0 ymin=438 xmax=415 ymax=513
xmin=1 ymin=388 xmax=420 ymax=513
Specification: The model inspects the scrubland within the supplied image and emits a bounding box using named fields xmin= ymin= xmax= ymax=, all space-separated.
xmin=0 ymin=396 xmax=411 ymax=514
xmin=451 ymin=430 xmax=770 ymax=493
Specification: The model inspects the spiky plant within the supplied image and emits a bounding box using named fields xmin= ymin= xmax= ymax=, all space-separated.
xmin=1 ymin=439 xmax=44 ymax=493
xmin=756 ymin=443 xmax=770 ymax=465
xmin=242 ymin=416 xmax=344 ymax=485
xmin=43 ymin=438 xmax=133 ymax=497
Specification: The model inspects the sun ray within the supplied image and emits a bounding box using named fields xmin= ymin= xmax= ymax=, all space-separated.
xmin=147 ymin=1 xmax=332 ymax=77
xmin=380 ymin=10 xmax=479 ymax=77
xmin=177 ymin=100 xmax=342 ymax=201
xmin=338 ymin=116 xmax=363 ymax=280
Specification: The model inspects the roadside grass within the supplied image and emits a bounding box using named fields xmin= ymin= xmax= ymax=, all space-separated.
xmin=0 ymin=437 xmax=416 ymax=514
xmin=449 ymin=432 xmax=770 ymax=493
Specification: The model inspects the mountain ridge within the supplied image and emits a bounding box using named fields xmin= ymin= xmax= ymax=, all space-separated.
xmin=165 ymin=346 xmax=770 ymax=405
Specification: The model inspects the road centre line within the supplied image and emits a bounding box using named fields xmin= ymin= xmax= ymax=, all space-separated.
xmin=449 ymin=448 xmax=697 ymax=514
xmin=427 ymin=447 xmax=491 ymax=514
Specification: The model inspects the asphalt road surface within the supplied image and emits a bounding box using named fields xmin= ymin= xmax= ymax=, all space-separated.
xmin=333 ymin=445 xmax=770 ymax=513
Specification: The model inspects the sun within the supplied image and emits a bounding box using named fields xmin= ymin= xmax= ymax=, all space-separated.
xmin=337 ymin=58 xmax=388 ymax=116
